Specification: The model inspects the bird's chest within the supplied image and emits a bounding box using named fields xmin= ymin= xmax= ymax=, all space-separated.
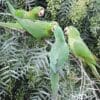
xmin=68 ymin=38 xmax=78 ymax=57
xmin=68 ymin=38 xmax=75 ymax=50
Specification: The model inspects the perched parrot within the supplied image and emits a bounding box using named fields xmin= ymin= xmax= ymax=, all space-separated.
xmin=2 ymin=1 xmax=54 ymax=39
xmin=64 ymin=26 xmax=100 ymax=80
xmin=49 ymin=25 xmax=69 ymax=99
xmin=14 ymin=18 xmax=55 ymax=39
xmin=6 ymin=1 xmax=44 ymax=20
xmin=0 ymin=20 xmax=55 ymax=39
xmin=14 ymin=6 xmax=45 ymax=20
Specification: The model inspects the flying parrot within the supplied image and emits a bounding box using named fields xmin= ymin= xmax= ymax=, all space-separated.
xmin=49 ymin=24 xmax=69 ymax=99
xmin=6 ymin=1 xmax=44 ymax=20
xmin=64 ymin=26 xmax=100 ymax=80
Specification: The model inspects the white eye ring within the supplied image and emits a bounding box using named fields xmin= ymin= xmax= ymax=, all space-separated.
xmin=38 ymin=7 xmax=45 ymax=17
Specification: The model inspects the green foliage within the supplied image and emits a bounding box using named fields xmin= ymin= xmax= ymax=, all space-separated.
xmin=89 ymin=14 xmax=100 ymax=56
xmin=68 ymin=0 xmax=89 ymax=23
xmin=10 ymin=0 xmax=25 ymax=8
xmin=89 ymin=0 xmax=100 ymax=57
xmin=46 ymin=0 xmax=61 ymax=20
xmin=0 ymin=0 xmax=100 ymax=100
xmin=58 ymin=0 xmax=73 ymax=26
xmin=56 ymin=0 xmax=90 ymax=28
xmin=90 ymin=13 xmax=100 ymax=37
xmin=0 ymin=30 xmax=50 ymax=99
xmin=97 ymin=36 xmax=100 ymax=56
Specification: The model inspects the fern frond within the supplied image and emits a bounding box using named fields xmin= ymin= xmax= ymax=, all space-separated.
xmin=57 ymin=0 xmax=74 ymax=27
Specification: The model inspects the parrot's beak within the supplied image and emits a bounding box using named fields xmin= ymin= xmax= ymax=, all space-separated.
xmin=38 ymin=7 xmax=45 ymax=17
xmin=51 ymin=21 xmax=58 ymax=32
xmin=64 ymin=27 xmax=69 ymax=35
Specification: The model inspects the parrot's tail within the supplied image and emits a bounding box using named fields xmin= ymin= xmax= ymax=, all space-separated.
xmin=88 ymin=63 xmax=100 ymax=80
xmin=0 ymin=22 xmax=23 ymax=31
xmin=50 ymin=71 xmax=59 ymax=100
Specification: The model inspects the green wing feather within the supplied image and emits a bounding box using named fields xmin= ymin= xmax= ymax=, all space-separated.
xmin=72 ymin=38 xmax=96 ymax=65
xmin=0 ymin=22 xmax=24 ymax=31
xmin=15 ymin=18 xmax=53 ymax=39
xmin=0 ymin=20 xmax=52 ymax=39
xmin=15 ymin=9 xmax=26 ymax=18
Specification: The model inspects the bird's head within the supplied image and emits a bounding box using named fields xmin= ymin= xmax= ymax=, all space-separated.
xmin=64 ymin=26 xmax=80 ymax=38
xmin=31 ymin=6 xmax=45 ymax=17
xmin=51 ymin=22 xmax=66 ymax=42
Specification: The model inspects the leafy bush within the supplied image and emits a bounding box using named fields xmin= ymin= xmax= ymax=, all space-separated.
xmin=0 ymin=0 xmax=100 ymax=100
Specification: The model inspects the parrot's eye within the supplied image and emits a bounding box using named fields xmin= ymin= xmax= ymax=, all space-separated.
xmin=38 ymin=7 xmax=45 ymax=17
xmin=64 ymin=27 xmax=68 ymax=35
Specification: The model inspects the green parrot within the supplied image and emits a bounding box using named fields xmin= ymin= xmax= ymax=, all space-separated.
xmin=14 ymin=18 xmax=55 ymax=39
xmin=2 ymin=1 xmax=54 ymax=39
xmin=0 ymin=20 xmax=55 ymax=39
xmin=49 ymin=25 xmax=69 ymax=99
xmin=64 ymin=26 xmax=100 ymax=80
xmin=6 ymin=1 xmax=44 ymax=20
xmin=14 ymin=6 xmax=45 ymax=20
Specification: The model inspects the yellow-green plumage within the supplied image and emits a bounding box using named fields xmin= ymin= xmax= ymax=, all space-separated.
xmin=6 ymin=1 xmax=44 ymax=20
xmin=64 ymin=26 xmax=100 ymax=80
xmin=0 ymin=20 xmax=54 ymax=39
xmin=15 ymin=18 xmax=54 ymax=39
xmin=15 ymin=6 xmax=44 ymax=20
xmin=0 ymin=22 xmax=23 ymax=31
xmin=5 ymin=1 xmax=52 ymax=39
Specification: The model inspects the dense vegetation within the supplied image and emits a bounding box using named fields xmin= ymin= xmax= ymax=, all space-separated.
xmin=0 ymin=0 xmax=100 ymax=100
